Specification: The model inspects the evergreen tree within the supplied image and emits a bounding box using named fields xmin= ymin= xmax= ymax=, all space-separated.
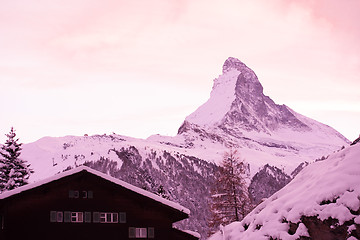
xmin=208 ymin=149 xmax=252 ymax=235
xmin=0 ymin=127 xmax=33 ymax=192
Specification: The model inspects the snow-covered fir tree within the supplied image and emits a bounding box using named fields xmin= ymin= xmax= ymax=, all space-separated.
xmin=0 ymin=127 xmax=33 ymax=192
xmin=208 ymin=149 xmax=252 ymax=235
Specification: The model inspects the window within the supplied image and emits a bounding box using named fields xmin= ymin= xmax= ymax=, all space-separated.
xmin=71 ymin=212 xmax=83 ymax=223
xmin=68 ymin=190 xmax=79 ymax=198
xmin=129 ymin=227 xmax=148 ymax=238
xmin=100 ymin=213 xmax=106 ymax=223
xmin=111 ymin=213 xmax=118 ymax=223
xmin=136 ymin=228 xmax=147 ymax=238
xmin=50 ymin=211 xmax=122 ymax=224
xmin=100 ymin=212 xmax=118 ymax=223
xmin=69 ymin=190 xmax=93 ymax=199
xmin=50 ymin=211 xmax=57 ymax=222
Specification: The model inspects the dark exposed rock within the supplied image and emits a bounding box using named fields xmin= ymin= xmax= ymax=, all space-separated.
xmin=222 ymin=57 xmax=247 ymax=74
xmin=351 ymin=135 xmax=360 ymax=146
xmin=249 ymin=164 xmax=292 ymax=205
xmin=291 ymin=161 xmax=310 ymax=178
xmin=301 ymin=216 xmax=360 ymax=240
xmin=220 ymin=58 xmax=310 ymax=135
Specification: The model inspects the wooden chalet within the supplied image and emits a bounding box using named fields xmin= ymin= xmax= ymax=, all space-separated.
xmin=0 ymin=166 xmax=200 ymax=240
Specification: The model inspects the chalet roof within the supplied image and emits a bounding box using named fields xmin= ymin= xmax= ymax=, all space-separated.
xmin=0 ymin=165 xmax=190 ymax=215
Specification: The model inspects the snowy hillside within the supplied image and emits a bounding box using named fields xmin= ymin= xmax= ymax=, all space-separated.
xmin=19 ymin=57 xmax=351 ymax=239
xmin=22 ymin=134 xmax=219 ymax=238
xmin=208 ymin=144 xmax=360 ymax=240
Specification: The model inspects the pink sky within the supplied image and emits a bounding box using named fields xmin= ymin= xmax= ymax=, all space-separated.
xmin=0 ymin=0 xmax=359 ymax=143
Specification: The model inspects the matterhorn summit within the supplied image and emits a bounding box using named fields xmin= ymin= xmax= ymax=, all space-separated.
xmin=176 ymin=57 xmax=348 ymax=172
xmin=184 ymin=57 xmax=315 ymax=135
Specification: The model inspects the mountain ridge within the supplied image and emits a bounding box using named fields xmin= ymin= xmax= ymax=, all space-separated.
xmin=18 ymin=57 xmax=350 ymax=239
xmin=181 ymin=57 xmax=346 ymax=138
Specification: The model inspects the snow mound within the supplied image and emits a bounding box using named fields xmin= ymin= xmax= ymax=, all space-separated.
xmin=208 ymin=144 xmax=360 ymax=240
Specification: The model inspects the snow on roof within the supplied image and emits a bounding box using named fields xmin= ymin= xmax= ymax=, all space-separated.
xmin=0 ymin=165 xmax=190 ymax=215
xmin=209 ymin=144 xmax=360 ymax=240
xmin=183 ymin=230 xmax=201 ymax=239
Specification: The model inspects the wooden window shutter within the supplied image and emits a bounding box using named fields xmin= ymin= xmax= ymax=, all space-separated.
xmin=148 ymin=227 xmax=155 ymax=238
xmin=73 ymin=191 xmax=79 ymax=198
xmin=57 ymin=212 xmax=63 ymax=222
xmin=50 ymin=211 xmax=57 ymax=222
xmin=0 ymin=215 xmax=3 ymax=230
xmin=88 ymin=191 xmax=93 ymax=199
xmin=68 ymin=190 xmax=74 ymax=198
xmin=129 ymin=227 xmax=135 ymax=238
xmin=85 ymin=212 xmax=91 ymax=223
xmin=64 ymin=211 xmax=71 ymax=223
xmin=93 ymin=212 xmax=100 ymax=223
xmin=119 ymin=212 xmax=126 ymax=223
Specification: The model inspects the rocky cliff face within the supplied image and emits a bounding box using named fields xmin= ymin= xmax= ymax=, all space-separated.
xmin=222 ymin=57 xmax=309 ymax=134
xmin=182 ymin=57 xmax=311 ymax=136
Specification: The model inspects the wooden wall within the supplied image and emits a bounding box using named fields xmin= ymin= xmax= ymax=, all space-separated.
xmin=0 ymin=170 xmax=190 ymax=240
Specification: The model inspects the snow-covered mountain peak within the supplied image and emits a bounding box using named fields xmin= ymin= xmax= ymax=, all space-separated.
xmin=180 ymin=57 xmax=312 ymax=135
xmin=175 ymin=57 xmax=349 ymax=175
xmin=222 ymin=57 xmax=262 ymax=97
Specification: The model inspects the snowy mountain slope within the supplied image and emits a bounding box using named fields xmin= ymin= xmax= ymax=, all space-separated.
xmin=151 ymin=57 xmax=349 ymax=174
xmin=22 ymin=57 xmax=349 ymax=180
xmin=19 ymin=57 xmax=351 ymax=239
xmin=208 ymin=144 xmax=360 ymax=240
xmin=22 ymin=134 xmax=219 ymax=238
